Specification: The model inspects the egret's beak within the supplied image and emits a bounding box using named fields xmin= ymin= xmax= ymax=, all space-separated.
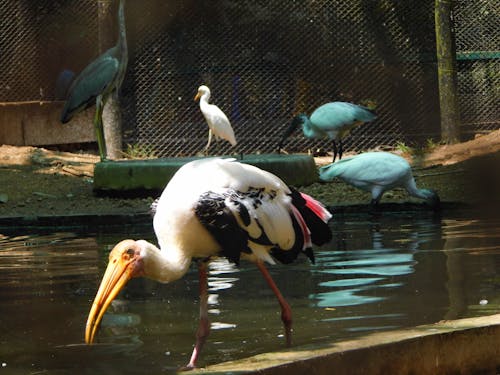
xmin=85 ymin=244 xmax=139 ymax=344
xmin=194 ymin=92 xmax=201 ymax=101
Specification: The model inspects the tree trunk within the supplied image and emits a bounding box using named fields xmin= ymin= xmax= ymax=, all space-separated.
xmin=97 ymin=0 xmax=123 ymax=159
xmin=435 ymin=0 xmax=461 ymax=144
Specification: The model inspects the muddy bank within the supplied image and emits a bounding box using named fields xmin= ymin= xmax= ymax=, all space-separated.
xmin=0 ymin=140 xmax=499 ymax=222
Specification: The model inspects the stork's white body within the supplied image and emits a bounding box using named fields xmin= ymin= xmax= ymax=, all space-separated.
xmin=154 ymin=158 xmax=308 ymax=265
xmin=86 ymin=158 xmax=332 ymax=369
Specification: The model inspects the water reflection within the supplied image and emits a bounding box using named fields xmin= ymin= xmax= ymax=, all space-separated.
xmin=311 ymin=220 xmax=420 ymax=310
xmin=308 ymin=213 xmax=449 ymax=335
xmin=441 ymin=218 xmax=500 ymax=320
xmin=207 ymin=258 xmax=239 ymax=329
xmin=0 ymin=211 xmax=499 ymax=374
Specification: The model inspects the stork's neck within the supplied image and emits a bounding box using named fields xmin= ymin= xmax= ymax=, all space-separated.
xmin=137 ymin=240 xmax=192 ymax=283
xmin=117 ymin=0 xmax=128 ymax=62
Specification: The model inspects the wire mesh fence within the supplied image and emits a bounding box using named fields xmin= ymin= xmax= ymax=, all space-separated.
xmin=455 ymin=0 xmax=500 ymax=136
xmin=0 ymin=0 xmax=498 ymax=157
xmin=0 ymin=0 xmax=98 ymax=102
xmin=124 ymin=0 xmax=441 ymax=157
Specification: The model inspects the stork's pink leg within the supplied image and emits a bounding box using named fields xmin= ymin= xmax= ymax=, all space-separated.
xmin=183 ymin=261 xmax=210 ymax=370
xmin=256 ymin=261 xmax=293 ymax=347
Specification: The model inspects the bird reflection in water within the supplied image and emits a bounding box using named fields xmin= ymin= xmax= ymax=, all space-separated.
xmin=207 ymin=258 xmax=239 ymax=329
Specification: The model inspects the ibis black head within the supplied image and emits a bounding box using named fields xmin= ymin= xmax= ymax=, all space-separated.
xmin=277 ymin=114 xmax=307 ymax=153
xmin=423 ymin=189 xmax=441 ymax=210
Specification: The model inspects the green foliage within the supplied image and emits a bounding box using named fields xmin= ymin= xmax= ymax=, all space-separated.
xmin=122 ymin=143 xmax=158 ymax=159
xmin=425 ymin=138 xmax=441 ymax=152
xmin=395 ymin=138 xmax=441 ymax=158
xmin=359 ymin=99 xmax=377 ymax=111
xmin=395 ymin=141 xmax=413 ymax=155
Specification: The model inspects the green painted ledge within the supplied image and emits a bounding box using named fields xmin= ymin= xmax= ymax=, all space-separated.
xmin=93 ymin=154 xmax=318 ymax=194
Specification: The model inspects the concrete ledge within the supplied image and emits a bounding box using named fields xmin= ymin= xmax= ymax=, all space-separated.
xmin=194 ymin=314 xmax=500 ymax=374
xmin=93 ymin=154 xmax=319 ymax=194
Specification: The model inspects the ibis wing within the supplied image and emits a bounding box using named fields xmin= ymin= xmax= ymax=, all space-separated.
xmin=321 ymin=152 xmax=410 ymax=187
xmin=311 ymin=102 xmax=376 ymax=131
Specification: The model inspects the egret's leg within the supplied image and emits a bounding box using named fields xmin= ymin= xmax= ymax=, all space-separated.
xmin=256 ymin=260 xmax=292 ymax=347
xmin=204 ymin=129 xmax=213 ymax=155
xmin=94 ymin=96 xmax=107 ymax=161
xmin=332 ymin=140 xmax=338 ymax=163
xmin=184 ymin=261 xmax=210 ymax=370
xmin=214 ymin=137 xmax=220 ymax=155
xmin=338 ymin=139 xmax=344 ymax=160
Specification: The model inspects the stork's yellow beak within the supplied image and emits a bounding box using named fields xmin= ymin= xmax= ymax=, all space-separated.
xmin=194 ymin=92 xmax=201 ymax=101
xmin=85 ymin=241 xmax=139 ymax=344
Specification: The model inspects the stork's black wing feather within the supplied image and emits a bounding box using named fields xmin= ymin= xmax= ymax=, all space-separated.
xmin=195 ymin=191 xmax=251 ymax=265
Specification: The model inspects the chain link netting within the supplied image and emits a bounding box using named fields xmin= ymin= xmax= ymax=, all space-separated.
xmin=124 ymin=0 xmax=440 ymax=157
xmin=455 ymin=0 xmax=500 ymax=136
xmin=1 ymin=0 xmax=498 ymax=157
xmin=0 ymin=0 xmax=98 ymax=102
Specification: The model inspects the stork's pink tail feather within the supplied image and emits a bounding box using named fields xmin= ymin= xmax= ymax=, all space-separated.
xmin=291 ymin=205 xmax=312 ymax=250
xmin=300 ymin=192 xmax=332 ymax=223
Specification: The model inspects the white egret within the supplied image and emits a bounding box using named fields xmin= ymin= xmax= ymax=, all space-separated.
xmin=195 ymin=85 xmax=237 ymax=155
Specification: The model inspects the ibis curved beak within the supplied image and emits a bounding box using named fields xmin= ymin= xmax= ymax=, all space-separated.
xmin=278 ymin=116 xmax=301 ymax=152
xmin=85 ymin=250 xmax=136 ymax=344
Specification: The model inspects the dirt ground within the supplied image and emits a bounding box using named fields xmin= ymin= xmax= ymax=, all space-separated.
xmin=1 ymin=129 xmax=500 ymax=219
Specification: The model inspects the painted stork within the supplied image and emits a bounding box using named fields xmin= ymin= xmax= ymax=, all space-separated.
xmin=60 ymin=0 xmax=128 ymax=161
xmin=279 ymin=102 xmax=377 ymax=162
xmin=85 ymin=158 xmax=332 ymax=369
xmin=319 ymin=151 xmax=440 ymax=206
xmin=194 ymin=85 xmax=237 ymax=155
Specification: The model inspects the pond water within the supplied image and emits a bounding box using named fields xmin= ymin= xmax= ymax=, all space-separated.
xmin=0 ymin=209 xmax=499 ymax=374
